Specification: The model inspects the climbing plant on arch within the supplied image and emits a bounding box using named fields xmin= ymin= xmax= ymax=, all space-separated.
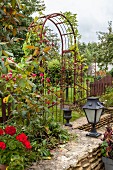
xmin=23 ymin=13 xmax=89 ymax=110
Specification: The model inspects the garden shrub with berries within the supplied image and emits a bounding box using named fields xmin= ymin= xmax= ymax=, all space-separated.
xmin=0 ymin=1 xmax=71 ymax=169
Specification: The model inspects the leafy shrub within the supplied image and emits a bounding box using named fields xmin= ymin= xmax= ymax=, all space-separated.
xmin=100 ymin=87 xmax=113 ymax=107
xmin=109 ymin=68 xmax=113 ymax=77
xmin=46 ymin=59 xmax=73 ymax=86
xmin=101 ymin=125 xmax=113 ymax=159
xmin=0 ymin=125 xmax=33 ymax=170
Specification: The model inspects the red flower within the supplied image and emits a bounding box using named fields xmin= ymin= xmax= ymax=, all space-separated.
xmin=47 ymin=90 xmax=51 ymax=94
xmin=41 ymin=78 xmax=44 ymax=82
xmin=0 ymin=142 xmax=6 ymax=150
xmin=1 ymin=74 xmax=5 ymax=78
xmin=16 ymin=133 xmax=28 ymax=143
xmin=16 ymin=133 xmax=32 ymax=149
xmin=46 ymin=77 xmax=50 ymax=83
xmin=8 ymin=72 xmax=12 ymax=78
xmin=0 ymin=128 xmax=4 ymax=136
xmin=40 ymin=73 xmax=44 ymax=77
xmin=23 ymin=140 xmax=32 ymax=149
xmin=13 ymin=77 xmax=16 ymax=81
xmin=45 ymin=100 xmax=50 ymax=105
xmin=4 ymin=126 xmax=16 ymax=136
xmin=31 ymin=73 xmax=37 ymax=77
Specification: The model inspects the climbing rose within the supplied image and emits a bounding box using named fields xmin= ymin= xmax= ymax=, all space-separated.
xmin=31 ymin=73 xmax=37 ymax=77
xmin=46 ymin=77 xmax=50 ymax=83
xmin=48 ymin=90 xmax=51 ymax=94
xmin=45 ymin=100 xmax=50 ymax=105
xmin=4 ymin=126 xmax=16 ymax=136
xmin=0 ymin=142 xmax=6 ymax=150
xmin=8 ymin=72 xmax=12 ymax=78
xmin=40 ymin=73 xmax=44 ymax=77
xmin=41 ymin=78 xmax=44 ymax=82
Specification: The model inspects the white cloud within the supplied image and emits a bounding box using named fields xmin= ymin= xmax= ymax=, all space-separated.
xmin=44 ymin=0 xmax=113 ymax=43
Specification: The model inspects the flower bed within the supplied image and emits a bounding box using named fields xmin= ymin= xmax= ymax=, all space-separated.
xmin=0 ymin=125 xmax=32 ymax=170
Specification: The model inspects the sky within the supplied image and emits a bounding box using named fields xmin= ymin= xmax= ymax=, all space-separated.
xmin=43 ymin=0 xmax=113 ymax=43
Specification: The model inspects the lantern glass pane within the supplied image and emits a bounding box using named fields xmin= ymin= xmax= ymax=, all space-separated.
xmin=85 ymin=109 xmax=95 ymax=123
xmin=96 ymin=109 xmax=102 ymax=123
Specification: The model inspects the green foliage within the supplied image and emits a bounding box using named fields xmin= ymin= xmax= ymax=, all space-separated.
xmin=0 ymin=4 xmax=73 ymax=168
xmin=0 ymin=3 xmax=82 ymax=169
xmin=0 ymin=0 xmax=46 ymax=61
xmin=101 ymin=141 xmax=108 ymax=157
xmin=62 ymin=11 xmax=78 ymax=38
xmin=78 ymin=42 xmax=98 ymax=67
xmin=109 ymin=68 xmax=113 ymax=77
xmin=46 ymin=58 xmax=74 ymax=86
xmin=0 ymin=125 xmax=33 ymax=169
xmin=47 ymin=59 xmax=61 ymax=85
xmin=97 ymin=21 xmax=113 ymax=69
xmin=101 ymin=125 xmax=113 ymax=159
xmin=100 ymin=87 xmax=113 ymax=107
xmin=7 ymin=115 xmax=70 ymax=164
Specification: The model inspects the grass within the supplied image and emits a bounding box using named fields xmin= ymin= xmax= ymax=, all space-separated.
xmin=48 ymin=104 xmax=85 ymax=124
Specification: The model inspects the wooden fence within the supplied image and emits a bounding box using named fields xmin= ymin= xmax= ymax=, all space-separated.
xmin=90 ymin=74 xmax=113 ymax=96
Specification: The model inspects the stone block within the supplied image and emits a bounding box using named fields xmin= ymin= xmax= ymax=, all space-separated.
xmin=90 ymin=161 xmax=99 ymax=169
xmin=89 ymin=158 xmax=95 ymax=163
xmin=83 ymin=167 xmax=91 ymax=170
xmin=74 ymin=167 xmax=83 ymax=170
xmin=81 ymin=158 xmax=89 ymax=165
xmin=82 ymin=162 xmax=90 ymax=168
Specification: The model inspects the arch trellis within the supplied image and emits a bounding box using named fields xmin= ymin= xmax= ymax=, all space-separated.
xmin=0 ymin=13 xmax=89 ymax=123
xmin=39 ymin=13 xmax=88 ymax=108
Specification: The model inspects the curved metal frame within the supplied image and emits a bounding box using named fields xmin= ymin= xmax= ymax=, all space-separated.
xmin=40 ymin=13 xmax=77 ymax=105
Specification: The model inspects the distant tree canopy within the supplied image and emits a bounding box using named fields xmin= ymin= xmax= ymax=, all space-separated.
xmin=97 ymin=21 xmax=113 ymax=70
xmin=78 ymin=21 xmax=113 ymax=72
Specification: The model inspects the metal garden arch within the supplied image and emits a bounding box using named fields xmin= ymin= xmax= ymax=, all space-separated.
xmin=39 ymin=13 xmax=78 ymax=108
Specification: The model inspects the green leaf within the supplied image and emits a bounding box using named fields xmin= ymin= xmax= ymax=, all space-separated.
xmin=8 ymin=140 xmax=17 ymax=150
xmin=0 ymin=50 xmax=2 ymax=57
xmin=27 ymin=80 xmax=36 ymax=87
xmin=101 ymin=148 xmax=105 ymax=154
xmin=39 ymin=67 xmax=45 ymax=72
xmin=21 ymin=110 xmax=27 ymax=118
xmin=2 ymin=50 xmax=14 ymax=57
xmin=11 ymin=0 xmax=16 ymax=8
xmin=18 ymin=78 xmax=26 ymax=88
xmin=2 ymin=66 xmax=8 ymax=74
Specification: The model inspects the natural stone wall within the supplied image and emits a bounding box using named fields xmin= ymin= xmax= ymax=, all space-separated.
xmin=29 ymin=113 xmax=113 ymax=170
xmin=30 ymin=129 xmax=104 ymax=170
xmin=67 ymin=146 xmax=104 ymax=170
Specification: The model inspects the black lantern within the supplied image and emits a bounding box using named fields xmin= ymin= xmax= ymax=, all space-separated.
xmin=63 ymin=108 xmax=72 ymax=127
xmin=82 ymin=97 xmax=104 ymax=137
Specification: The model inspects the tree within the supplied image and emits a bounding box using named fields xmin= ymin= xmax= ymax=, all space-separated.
xmin=97 ymin=21 xmax=113 ymax=70
xmin=0 ymin=0 xmax=45 ymax=61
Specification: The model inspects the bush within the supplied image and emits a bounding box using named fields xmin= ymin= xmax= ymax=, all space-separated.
xmin=101 ymin=125 xmax=113 ymax=159
xmin=100 ymin=87 xmax=113 ymax=107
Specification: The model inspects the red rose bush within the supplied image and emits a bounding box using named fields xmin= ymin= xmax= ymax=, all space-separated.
xmin=0 ymin=125 xmax=32 ymax=169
